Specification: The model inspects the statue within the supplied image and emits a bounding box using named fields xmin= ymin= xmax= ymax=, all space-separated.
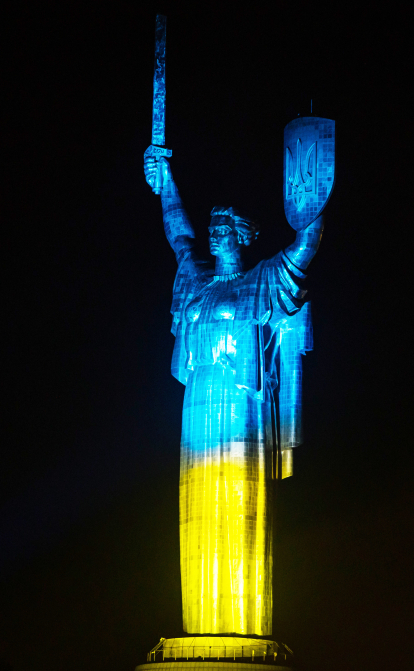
xmin=142 ymin=12 xmax=335 ymax=643
xmin=144 ymin=155 xmax=324 ymax=636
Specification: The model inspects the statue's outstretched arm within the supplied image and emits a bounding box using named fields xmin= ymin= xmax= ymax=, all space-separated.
xmin=284 ymin=214 xmax=324 ymax=271
xmin=144 ymin=155 xmax=195 ymax=257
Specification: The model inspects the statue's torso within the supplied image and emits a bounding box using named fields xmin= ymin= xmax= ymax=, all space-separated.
xmin=184 ymin=277 xmax=244 ymax=370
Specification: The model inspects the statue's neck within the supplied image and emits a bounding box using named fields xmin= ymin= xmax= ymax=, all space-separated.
xmin=214 ymin=255 xmax=244 ymax=276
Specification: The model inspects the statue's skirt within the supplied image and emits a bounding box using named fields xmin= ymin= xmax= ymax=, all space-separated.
xmin=179 ymin=363 xmax=274 ymax=635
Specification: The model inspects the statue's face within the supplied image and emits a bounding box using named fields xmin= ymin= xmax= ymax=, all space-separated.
xmin=208 ymin=216 xmax=239 ymax=257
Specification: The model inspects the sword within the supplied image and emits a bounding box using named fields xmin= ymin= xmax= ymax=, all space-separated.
xmin=145 ymin=14 xmax=172 ymax=195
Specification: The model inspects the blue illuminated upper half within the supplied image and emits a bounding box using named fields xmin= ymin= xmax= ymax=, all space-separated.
xmin=284 ymin=116 xmax=335 ymax=231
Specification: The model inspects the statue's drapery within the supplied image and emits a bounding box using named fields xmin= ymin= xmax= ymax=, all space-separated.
xmin=170 ymin=247 xmax=312 ymax=635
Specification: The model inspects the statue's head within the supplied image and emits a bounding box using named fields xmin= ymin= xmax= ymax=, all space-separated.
xmin=208 ymin=206 xmax=259 ymax=258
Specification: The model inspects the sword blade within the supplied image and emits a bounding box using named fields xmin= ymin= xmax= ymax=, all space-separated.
xmin=152 ymin=14 xmax=167 ymax=147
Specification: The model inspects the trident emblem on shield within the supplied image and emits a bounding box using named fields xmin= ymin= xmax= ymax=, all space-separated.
xmin=286 ymin=139 xmax=317 ymax=212
xmin=283 ymin=117 xmax=335 ymax=231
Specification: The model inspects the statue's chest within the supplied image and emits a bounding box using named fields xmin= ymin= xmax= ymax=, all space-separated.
xmin=185 ymin=282 xmax=239 ymax=324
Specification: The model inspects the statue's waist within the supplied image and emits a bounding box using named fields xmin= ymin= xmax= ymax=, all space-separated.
xmin=185 ymin=321 xmax=236 ymax=370
xmin=186 ymin=351 xmax=236 ymax=371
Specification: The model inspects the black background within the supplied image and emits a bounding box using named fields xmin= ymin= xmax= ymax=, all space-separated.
xmin=2 ymin=2 xmax=413 ymax=670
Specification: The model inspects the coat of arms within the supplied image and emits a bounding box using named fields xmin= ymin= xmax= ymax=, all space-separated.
xmin=284 ymin=117 xmax=335 ymax=231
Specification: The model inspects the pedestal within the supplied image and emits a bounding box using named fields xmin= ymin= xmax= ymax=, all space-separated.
xmin=136 ymin=637 xmax=294 ymax=671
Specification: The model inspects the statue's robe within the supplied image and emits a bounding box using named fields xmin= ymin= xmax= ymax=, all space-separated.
xmin=170 ymin=246 xmax=312 ymax=635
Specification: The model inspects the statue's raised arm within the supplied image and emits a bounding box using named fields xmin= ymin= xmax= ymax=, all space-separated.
xmin=284 ymin=214 xmax=324 ymax=270
xmin=144 ymin=155 xmax=195 ymax=259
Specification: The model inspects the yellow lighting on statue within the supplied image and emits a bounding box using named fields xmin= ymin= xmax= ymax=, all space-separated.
xmin=180 ymin=449 xmax=272 ymax=635
xmin=280 ymin=449 xmax=293 ymax=479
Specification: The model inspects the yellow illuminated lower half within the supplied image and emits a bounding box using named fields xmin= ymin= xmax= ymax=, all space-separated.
xmin=179 ymin=362 xmax=273 ymax=635
xmin=180 ymin=457 xmax=272 ymax=635
xmin=180 ymin=365 xmax=273 ymax=636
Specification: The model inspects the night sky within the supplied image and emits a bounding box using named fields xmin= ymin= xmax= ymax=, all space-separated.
xmin=2 ymin=2 xmax=413 ymax=671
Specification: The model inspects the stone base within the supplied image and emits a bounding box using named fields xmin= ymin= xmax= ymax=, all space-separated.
xmin=136 ymin=664 xmax=292 ymax=671
xmin=137 ymin=637 xmax=294 ymax=671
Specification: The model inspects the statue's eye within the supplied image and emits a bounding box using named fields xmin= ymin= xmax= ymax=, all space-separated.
xmin=209 ymin=227 xmax=230 ymax=236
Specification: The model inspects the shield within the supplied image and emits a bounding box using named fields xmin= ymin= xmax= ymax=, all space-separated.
xmin=283 ymin=117 xmax=335 ymax=231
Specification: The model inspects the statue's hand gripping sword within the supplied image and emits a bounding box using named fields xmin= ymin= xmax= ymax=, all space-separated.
xmin=145 ymin=14 xmax=172 ymax=195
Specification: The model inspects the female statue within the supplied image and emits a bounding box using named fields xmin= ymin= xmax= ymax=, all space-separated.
xmin=144 ymin=156 xmax=323 ymax=636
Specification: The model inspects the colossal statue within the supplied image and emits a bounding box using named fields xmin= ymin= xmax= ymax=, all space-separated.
xmin=144 ymin=155 xmax=324 ymax=635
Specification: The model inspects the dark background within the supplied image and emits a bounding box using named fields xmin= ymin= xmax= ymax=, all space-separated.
xmin=2 ymin=2 xmax=413 ymax=670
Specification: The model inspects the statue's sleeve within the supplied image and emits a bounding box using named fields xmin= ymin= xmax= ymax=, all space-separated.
xmin=266 ymin=252 xmax=308 ymax=325
xmin=170 ymin=248 xmax=213 ymax=386
xmin=160 ymin=177 xmax=213 ymax=384
xmin=234 ymin=222 xmax=322 ymax=469
xmin=284 ymin=215 xmax=324 ymax=270
xmin=161 ymin=178 xmax=196 ymax=258
xmin=264 ymin=254 xmax=313 ymax=451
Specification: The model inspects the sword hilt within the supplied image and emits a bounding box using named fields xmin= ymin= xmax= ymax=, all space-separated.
xmin=145 ymin=145 xmax=173 ymax=195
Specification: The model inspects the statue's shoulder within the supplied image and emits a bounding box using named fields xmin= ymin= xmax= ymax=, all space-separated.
xmin=177 ymin=246 xmax=214 ymax=279
xmin=240 ymin=256 xmax=279 ymax=286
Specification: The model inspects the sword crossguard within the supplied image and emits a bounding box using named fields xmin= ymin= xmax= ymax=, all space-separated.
xmin=145 ymin=145 xmax=173 ymax=195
